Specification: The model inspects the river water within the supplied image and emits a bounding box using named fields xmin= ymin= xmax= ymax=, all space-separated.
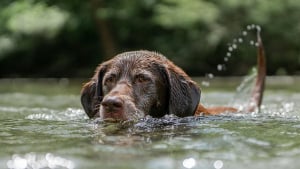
xmin=0 ymin=78 xmax=299 ymax=169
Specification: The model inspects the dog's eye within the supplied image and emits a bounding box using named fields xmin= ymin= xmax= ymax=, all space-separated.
xmin=135 ymin=74 xmax=150 ymax=83
xmin=105 ymin=74 xmax=116 ymax=84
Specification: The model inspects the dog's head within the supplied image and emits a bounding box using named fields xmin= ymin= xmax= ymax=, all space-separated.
xmin=81 ymin=51 xmax=200 ymax=121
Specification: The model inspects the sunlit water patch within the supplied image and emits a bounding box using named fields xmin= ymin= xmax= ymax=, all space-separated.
xmin=26 ymin=108 xmax=87 ymax=121
xmin=7 ymin=153 xmax=75 ymax=169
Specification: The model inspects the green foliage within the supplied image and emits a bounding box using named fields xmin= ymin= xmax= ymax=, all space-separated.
xmin=0 ymin=0 xmax=299 ymax=77
xmin=154 ymin=0 xmax=219 ymax=28
xmin=0 ymin=0 xmax=70 ymax=60
xmin=4 ymin=1 xmax=69 ymax=38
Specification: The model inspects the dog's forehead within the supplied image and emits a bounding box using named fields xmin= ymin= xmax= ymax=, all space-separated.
xmin=112 ymin=50 xmax=167 ymax=70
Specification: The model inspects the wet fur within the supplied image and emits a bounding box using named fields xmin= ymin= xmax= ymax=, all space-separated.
xmin=81 ymin=51 xmax=200 ymax=120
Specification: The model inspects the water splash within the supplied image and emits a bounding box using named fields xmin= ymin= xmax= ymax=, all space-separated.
xmin=201 ymin=24 xmax=262 ymax=95
xmin=228 ymin=67 xmax=257 ymax=111
xmin=220 ymin=24 xmax=261 ymax=71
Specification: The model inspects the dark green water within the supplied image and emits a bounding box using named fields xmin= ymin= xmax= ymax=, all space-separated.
xmin=0 ymin=78 xmax=299 ymax=169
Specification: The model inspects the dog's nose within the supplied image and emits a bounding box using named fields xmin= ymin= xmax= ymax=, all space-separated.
xmin=101 ymin=96 xmax=123 ymax=112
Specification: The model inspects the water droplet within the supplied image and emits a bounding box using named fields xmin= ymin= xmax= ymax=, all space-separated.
xmin=242 ymin=31 xmax=247 ymax=36
xmin=238 ymin=38 xmax=243 ymax=43
xmin=217 ymin=64 xmax=223 ymax=71
xmin=255 ymin=42 xmax=259 ymax=47
xmin=207 ymin=73 xmax=214 ymax=79
xmin=247 ymin=25 xmax=252 ymax=30
xmin=201 ymin=81 xmax=210 ymax=87
xmin=224 ymin=57 xmax=228 ymax=62
xmin=251 ymin=24 xmax=256 ymax=29
xmin=214 ymin=160 xmax=223 ymax=169
xmin=226 ymin=52 xmax=231 ymax=57
xmin=232 ymin=44 xmax=237 ymax=49
xmin=217 ymin=64 xmax=226 ymax=71
xmin=228 ymin=47 xmax=233 ymax=51
xmin=250 ymin=40 xmax=255 ymax=45
xmin=256 ymin=25 xmax=261 ymax=31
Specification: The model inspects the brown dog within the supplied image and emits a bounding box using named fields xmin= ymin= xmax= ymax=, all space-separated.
xmin=81 ymin=31 xmax=266 ymax=121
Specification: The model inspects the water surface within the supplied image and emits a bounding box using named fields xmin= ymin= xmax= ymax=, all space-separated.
xmin=1 ymin=78 xmax=299 ymax=169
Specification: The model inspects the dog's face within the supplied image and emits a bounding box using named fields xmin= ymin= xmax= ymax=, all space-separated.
xmin=81 ymin=51 xmax=201 ymax=121
xmin=99 ymin=52 xmax=170 ymax=120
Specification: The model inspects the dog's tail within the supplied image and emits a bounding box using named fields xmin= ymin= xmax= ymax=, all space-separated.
xmin=245 ymin=28 xmax=266 ymax=112
xmin=195 ymin=28 xmax=266 ymax=115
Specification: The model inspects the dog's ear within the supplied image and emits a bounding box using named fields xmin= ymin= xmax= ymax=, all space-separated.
xmin=95 ymin=63 xmax=108 ymax=102
xmin=165 ymin=61 xmax=201 ymax=117
xmin=80 ymin=63 xmax=108 ymax=118
xmin=80 ymin=81 xmax=98 ymax=118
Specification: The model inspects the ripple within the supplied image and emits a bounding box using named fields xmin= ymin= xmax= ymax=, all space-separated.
xmin=246 ymin=138 xmax=271 ymax=147
xmin=0 ymin=93 xmax=80 ymax=109
xmin=26 ymin=108 xmax=87 ymax=121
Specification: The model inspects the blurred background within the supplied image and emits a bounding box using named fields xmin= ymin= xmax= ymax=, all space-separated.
xmin=0 ymin=0 xmax=299 ymax=78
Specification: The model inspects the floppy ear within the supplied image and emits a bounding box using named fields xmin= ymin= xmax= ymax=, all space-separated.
xmin=95 ymin=64 xmax=108 ymax=102
xmin=165 ymin=61 xmax=201 ymax=117
xmin=80 ymin=63 xmax=108 ymax=118
xmin=80 ymin=81 xmax=98 ymax=118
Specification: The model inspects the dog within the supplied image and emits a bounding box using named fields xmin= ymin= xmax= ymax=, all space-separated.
xmin=81 ymin=31 xmax=266 ymax=121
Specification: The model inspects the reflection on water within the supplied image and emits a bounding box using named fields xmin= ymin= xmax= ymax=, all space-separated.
xmin=7 ymin=153 xmax=75 ymax=169
xmin=26 ymin=108 xmax=87 ymax=121
xmin=0 ymin=79 xmax=300 ymax=169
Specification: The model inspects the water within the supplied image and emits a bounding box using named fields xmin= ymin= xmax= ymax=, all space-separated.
xmin=0 ymin=78 xmax=300 ymax=169
xmin=201 ymin=24 xmax=262 ymax=87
